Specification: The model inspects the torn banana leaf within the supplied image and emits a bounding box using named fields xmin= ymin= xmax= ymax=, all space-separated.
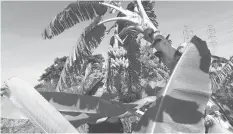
xmin=133 ymin=36 xmax=212 ymax=133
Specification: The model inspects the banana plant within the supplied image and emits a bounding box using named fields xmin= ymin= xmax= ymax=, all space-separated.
xmin=3 ymin=0 xmax=227 ymax=133
xmin=42 ymin=0 xmax=163 ymax=93
xmin=41 ymin=0 xmax=210 ymax=132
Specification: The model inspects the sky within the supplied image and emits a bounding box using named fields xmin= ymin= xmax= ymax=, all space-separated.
xmin=1 ymin=1 xmax=233 ymax=87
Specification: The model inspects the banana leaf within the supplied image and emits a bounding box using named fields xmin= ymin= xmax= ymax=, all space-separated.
xmin=133 ymin=36 xmax=212 ymax=133
xmin=4 ymin=77 xmax=78 ymax=133
xmin=1 ymin=83 xmax=157 ymax=128
xmin=56 ymin=16 xmax=106 ymax=92
xmin=42 ymin=1 xmax=107 ymax=39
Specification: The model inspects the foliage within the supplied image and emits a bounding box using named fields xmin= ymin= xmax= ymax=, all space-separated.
xmin=35 ymin=54 xmax=105 ymax=95
xmin=56 ymin=17 xmax=106 ymax=92
xmin=139 ymin=43 xmax=170 ymax=80
xmin=39 ymin=56 xmax=67 ymax=82
xmin=42 ymin=1 xmax=108 ymax=39
xmin=1 ymin=118 xmax=43 ymax=133
xmin=35 ymin=56 xmax=67 ymax=90
xmin=103 ymin=0 xmax=162 ymax=102
xmin=213 ymin=84 xmax=233 ymax=110
xmin=4 ymin=1 xmax=233 ymax=133
xmin=39 ymin=1 xmax=185 ymax=132
xmin=210 ymin=56 xmax=233 ymax=110
xmin=75 ymin=54 xmax=105 ymax=94
xmin=40 ymin=0 xmax=162 ymax=100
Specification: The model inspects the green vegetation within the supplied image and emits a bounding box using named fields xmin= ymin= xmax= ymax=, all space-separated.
xmin=1 ymin=1 xmax=232 ymax=133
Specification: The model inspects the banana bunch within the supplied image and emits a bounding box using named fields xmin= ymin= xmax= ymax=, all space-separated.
xmin=110 ymin=57 xmax=129 ymax=69
xmin=108 ymin=46 xmax=127 ymax=58
xmin=108 ymin=46 xmax=129 ymax=69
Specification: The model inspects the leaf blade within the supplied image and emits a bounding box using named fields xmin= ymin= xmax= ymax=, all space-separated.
xmin=133 ymin=36 xmax=212 ymax=133
xmin=42 ymin=1 xmax=107 ymax=39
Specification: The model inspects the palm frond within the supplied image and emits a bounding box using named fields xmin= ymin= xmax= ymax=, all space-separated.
xmin=56 ymin=16 xmax=106 ymax=92
xmin=42 ymin=1 xmax=108 ymax=39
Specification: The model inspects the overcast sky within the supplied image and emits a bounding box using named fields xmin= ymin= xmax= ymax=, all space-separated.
xmin=1 ymin=1 xmax=233 ymax=87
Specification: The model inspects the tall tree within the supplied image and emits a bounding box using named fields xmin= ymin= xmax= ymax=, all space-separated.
xmin=35 ymin=56 xmax=67 ymax=90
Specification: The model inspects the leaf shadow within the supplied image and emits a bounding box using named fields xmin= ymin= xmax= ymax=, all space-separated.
xmin=133 ymin=95 xmax=203 ymax=132
xmin=40 ymin=92 xmax=137 ymax=117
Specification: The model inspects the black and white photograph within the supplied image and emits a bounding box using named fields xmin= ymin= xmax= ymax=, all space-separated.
xmin=1 ymin=0 xmax=233 ymax=133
